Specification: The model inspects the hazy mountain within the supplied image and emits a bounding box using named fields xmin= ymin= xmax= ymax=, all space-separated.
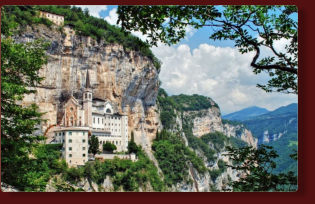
xmin=222 ymin=106 xmax=269 ymax=121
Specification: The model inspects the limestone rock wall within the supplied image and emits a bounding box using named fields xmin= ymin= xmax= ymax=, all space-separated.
xmin=223 ymin=123 xmax=258 ymax=148
xmin=183 ymin=106 xmax=257 ymax=147
xmin=190 ymin=107 xmax=223 ymax=137
xmin=17 ymin=24 xmax=160 ymax=149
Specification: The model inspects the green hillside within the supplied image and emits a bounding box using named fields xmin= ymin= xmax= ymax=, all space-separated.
xmin=1 ymin=5 xmax=161 ymax=70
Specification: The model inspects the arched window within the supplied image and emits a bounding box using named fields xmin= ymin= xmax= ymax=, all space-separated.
xmin=106 ymin=108 xmax=111 ymax=114
xmin=70 ymin=117 xmax=73 ymax=126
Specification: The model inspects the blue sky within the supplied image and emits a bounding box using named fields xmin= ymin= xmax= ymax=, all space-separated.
xmin=77 ymin=5 xmax=298 ymax=114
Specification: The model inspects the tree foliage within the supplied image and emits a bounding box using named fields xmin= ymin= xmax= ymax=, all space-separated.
xmin=118 ymin=5 xmax=298 ymax=94
xmin=88 ymin=135 xmax=99 ymax=155
xmin=1 ymin=30 xmax=51 ymax=190
xmin=103 ymin=141 xmax=117 ymax=153
xmin=225 ymin=145 xmax=297 ymax=191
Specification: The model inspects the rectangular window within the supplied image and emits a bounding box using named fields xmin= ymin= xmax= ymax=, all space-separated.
xmin=69 ymin=132 xmax=72 ymax=135
xmin=69 ymin=154 xmax=72 ymax=157
xmin=69 ymin=139 xmax=72 ymax=143
xmin=82 ymin=139 xmax=86 ymax=143
xmin=93 ymin=117 xmax=95 ymax=123
xmin=98 ymin=118 xmax=100 ymax=124
xmin=69 ymin=147 xmax=72 ymax=151
xmin=83 ymin=147 xmax=86 ymax=150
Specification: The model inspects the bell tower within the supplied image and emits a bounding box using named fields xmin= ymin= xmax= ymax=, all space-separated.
xmin=83 ymin=69 xmax=93 ymax=128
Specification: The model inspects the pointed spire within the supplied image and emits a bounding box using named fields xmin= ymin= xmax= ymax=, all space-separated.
xmin=85 ymin=69 xmax=91 ymax=89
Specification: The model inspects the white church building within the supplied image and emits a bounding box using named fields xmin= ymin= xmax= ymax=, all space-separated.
xmin=53 ymin=70 xmax=129 ymax=166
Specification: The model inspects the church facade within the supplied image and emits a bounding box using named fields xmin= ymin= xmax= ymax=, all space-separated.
xmin=53 ymin=70 xmax=129 ymax=166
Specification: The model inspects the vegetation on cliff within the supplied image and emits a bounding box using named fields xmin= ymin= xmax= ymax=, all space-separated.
xmin=157 ymin=88 xmax=249 ymax=186
xmin=62 ymin=146 xmax=165 ymax=192
xmin=152 ymin=130 xmax=206 ymax=186
xmin=157 ymin=88 xmax=218 ymax=129
xmin=1 ymin=5 xmax=161 ymax=70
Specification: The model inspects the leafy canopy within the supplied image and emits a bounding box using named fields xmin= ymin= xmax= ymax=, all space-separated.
xmin=118 ymin=5 xmax=298 ymax=94
xmin=1 ymin=19 xmax=54 ymax=190
xmin=225 ymin=145 xmax=297 ymax=191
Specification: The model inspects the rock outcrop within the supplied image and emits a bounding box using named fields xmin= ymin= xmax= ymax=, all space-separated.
xmin=184 ymin=106 xmax=257 ymax=148
xmin=1 ymin=182 xmax=19 ymax=192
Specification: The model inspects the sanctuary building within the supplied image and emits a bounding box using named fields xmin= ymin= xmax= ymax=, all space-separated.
xmin=39 ymin=11 xmax=64 ymax=26
xmin=53 ymin=70 xmax=129 ymax=166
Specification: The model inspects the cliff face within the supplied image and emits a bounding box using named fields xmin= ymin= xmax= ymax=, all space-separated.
xmin=190 ymin=107 xmax=223 ymax=137
xmin=185 ymin=106 xmax=257 ymax=148
xmin=180 ymin=107 xmax=257 ymax=191
xmin=17 ymin=24 xmax=160 ymax=149
xmin=156 ymin=94 xmax=257 ymax=191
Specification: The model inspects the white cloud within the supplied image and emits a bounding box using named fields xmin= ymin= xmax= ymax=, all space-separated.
xmin=104 ymin=8 xmax=118 ymax=25
xmin=257 ymin=36 xmax=293 ymax=60
xmin=76 ymin=5 xmax=107 ymax=18
xmin=152 ymin=43 xmax=297 ymax=114
xmin=103 ymin=8 xmax=196 ymax=42
xmin=184 ymin=25 xmax=197 ymax=40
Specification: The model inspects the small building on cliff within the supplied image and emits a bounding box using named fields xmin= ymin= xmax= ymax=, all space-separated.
xmin=53 ymin=70 xmax=129 ymax=166
xmin=39 ymin=11 xmax=64 ymax=26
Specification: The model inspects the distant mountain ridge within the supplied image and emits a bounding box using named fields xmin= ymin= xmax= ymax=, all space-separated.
xmin=242 ymin=103 xmax=297 ymax=142
xmin=222 ymin=106 xmax=269 ymax=121
xmin=243 ymin=103 xmax=298 ymax=174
